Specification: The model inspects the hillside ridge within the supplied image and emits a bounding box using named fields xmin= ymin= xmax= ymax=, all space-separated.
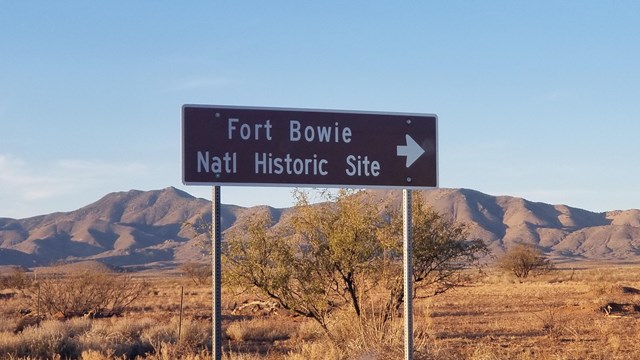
xmin=1 ymin=187 xmax=639 ymax=268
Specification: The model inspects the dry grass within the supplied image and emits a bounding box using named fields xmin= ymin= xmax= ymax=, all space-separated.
xmin=0 ymin=263 xmax=639 ymax=359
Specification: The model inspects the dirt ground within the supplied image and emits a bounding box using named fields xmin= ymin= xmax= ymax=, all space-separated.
xmin=1 ymin=263 xmax=639 ymax=359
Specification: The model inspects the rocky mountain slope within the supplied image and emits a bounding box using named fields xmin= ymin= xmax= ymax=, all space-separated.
xmin=1 ymin=187 xmax=639 ymax=268
xmin=414 ymin=189 xmax=640 ymax=260
xmin=0 ymin=187 xmax=258 ymax=268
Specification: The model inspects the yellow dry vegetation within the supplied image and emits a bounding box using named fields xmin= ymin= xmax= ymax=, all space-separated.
xmin=0 ymin=264 xmax=639 ymax=359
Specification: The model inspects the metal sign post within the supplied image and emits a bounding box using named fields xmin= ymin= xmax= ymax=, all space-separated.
xmin=403 ymin=189 xmax=413 ymax=360
xmin=211 ymin=186 xmax=222 ymax=360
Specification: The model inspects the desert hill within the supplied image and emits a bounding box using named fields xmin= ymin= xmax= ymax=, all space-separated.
xmin=0 ymin=187 xmax=278 ymax=268
xmin=1 ymin=187 xmax=639 ymax=268
xmin=413 ymin=189 xmax=639 ymax=259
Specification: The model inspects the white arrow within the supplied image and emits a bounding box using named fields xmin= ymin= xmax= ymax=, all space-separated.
xmin=397 ymin=134 xmax=426 ymax=168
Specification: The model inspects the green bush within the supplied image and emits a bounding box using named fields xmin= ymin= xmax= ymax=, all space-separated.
xmin=497 ymin=243 xmax=554 ymax=280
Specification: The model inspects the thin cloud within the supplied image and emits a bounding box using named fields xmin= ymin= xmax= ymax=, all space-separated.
xmin=0 ymin=155 xmax=48 ymax=187
xmin=0 ymin=154 xmax=155 ymax=218
xmin=56 ymin=160 xmax=148 ymax=182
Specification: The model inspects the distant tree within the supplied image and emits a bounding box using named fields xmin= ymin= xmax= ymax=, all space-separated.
xmin=180 ymin=262 xmax=211 ymax=286
xmin=0 ymin=266 xmax=31 ymax=290
xmin=497 ymin=243 xmax=553 ymax=280
xmin=27 ymin=268 xmax=146 ymax=318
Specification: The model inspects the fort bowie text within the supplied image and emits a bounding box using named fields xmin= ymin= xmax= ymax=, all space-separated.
xmin=197 ymin=117 xmax=381 ymax=177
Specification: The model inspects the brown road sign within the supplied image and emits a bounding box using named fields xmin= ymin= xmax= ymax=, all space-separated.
xmin=182 ymin=105 xmax=437 ymax=188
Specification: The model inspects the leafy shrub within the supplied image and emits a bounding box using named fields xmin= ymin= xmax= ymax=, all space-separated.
xmin=180 ymin=262 xmax=211 ymax=286
xmin=497 ymin=243 xmax=554 ymax=280
xmin=0 ymin=267 xmax=32 ymax=290
xmin=26 ymin=268 xmax=147 ymax=319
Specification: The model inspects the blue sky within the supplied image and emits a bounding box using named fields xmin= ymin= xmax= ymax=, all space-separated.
xmin=1 ymin=1 xmax=639 ymax=218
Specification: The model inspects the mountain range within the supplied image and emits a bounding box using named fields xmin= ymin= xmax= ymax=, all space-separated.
xmin=1 ymin=187 xmax=639 ymax=269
